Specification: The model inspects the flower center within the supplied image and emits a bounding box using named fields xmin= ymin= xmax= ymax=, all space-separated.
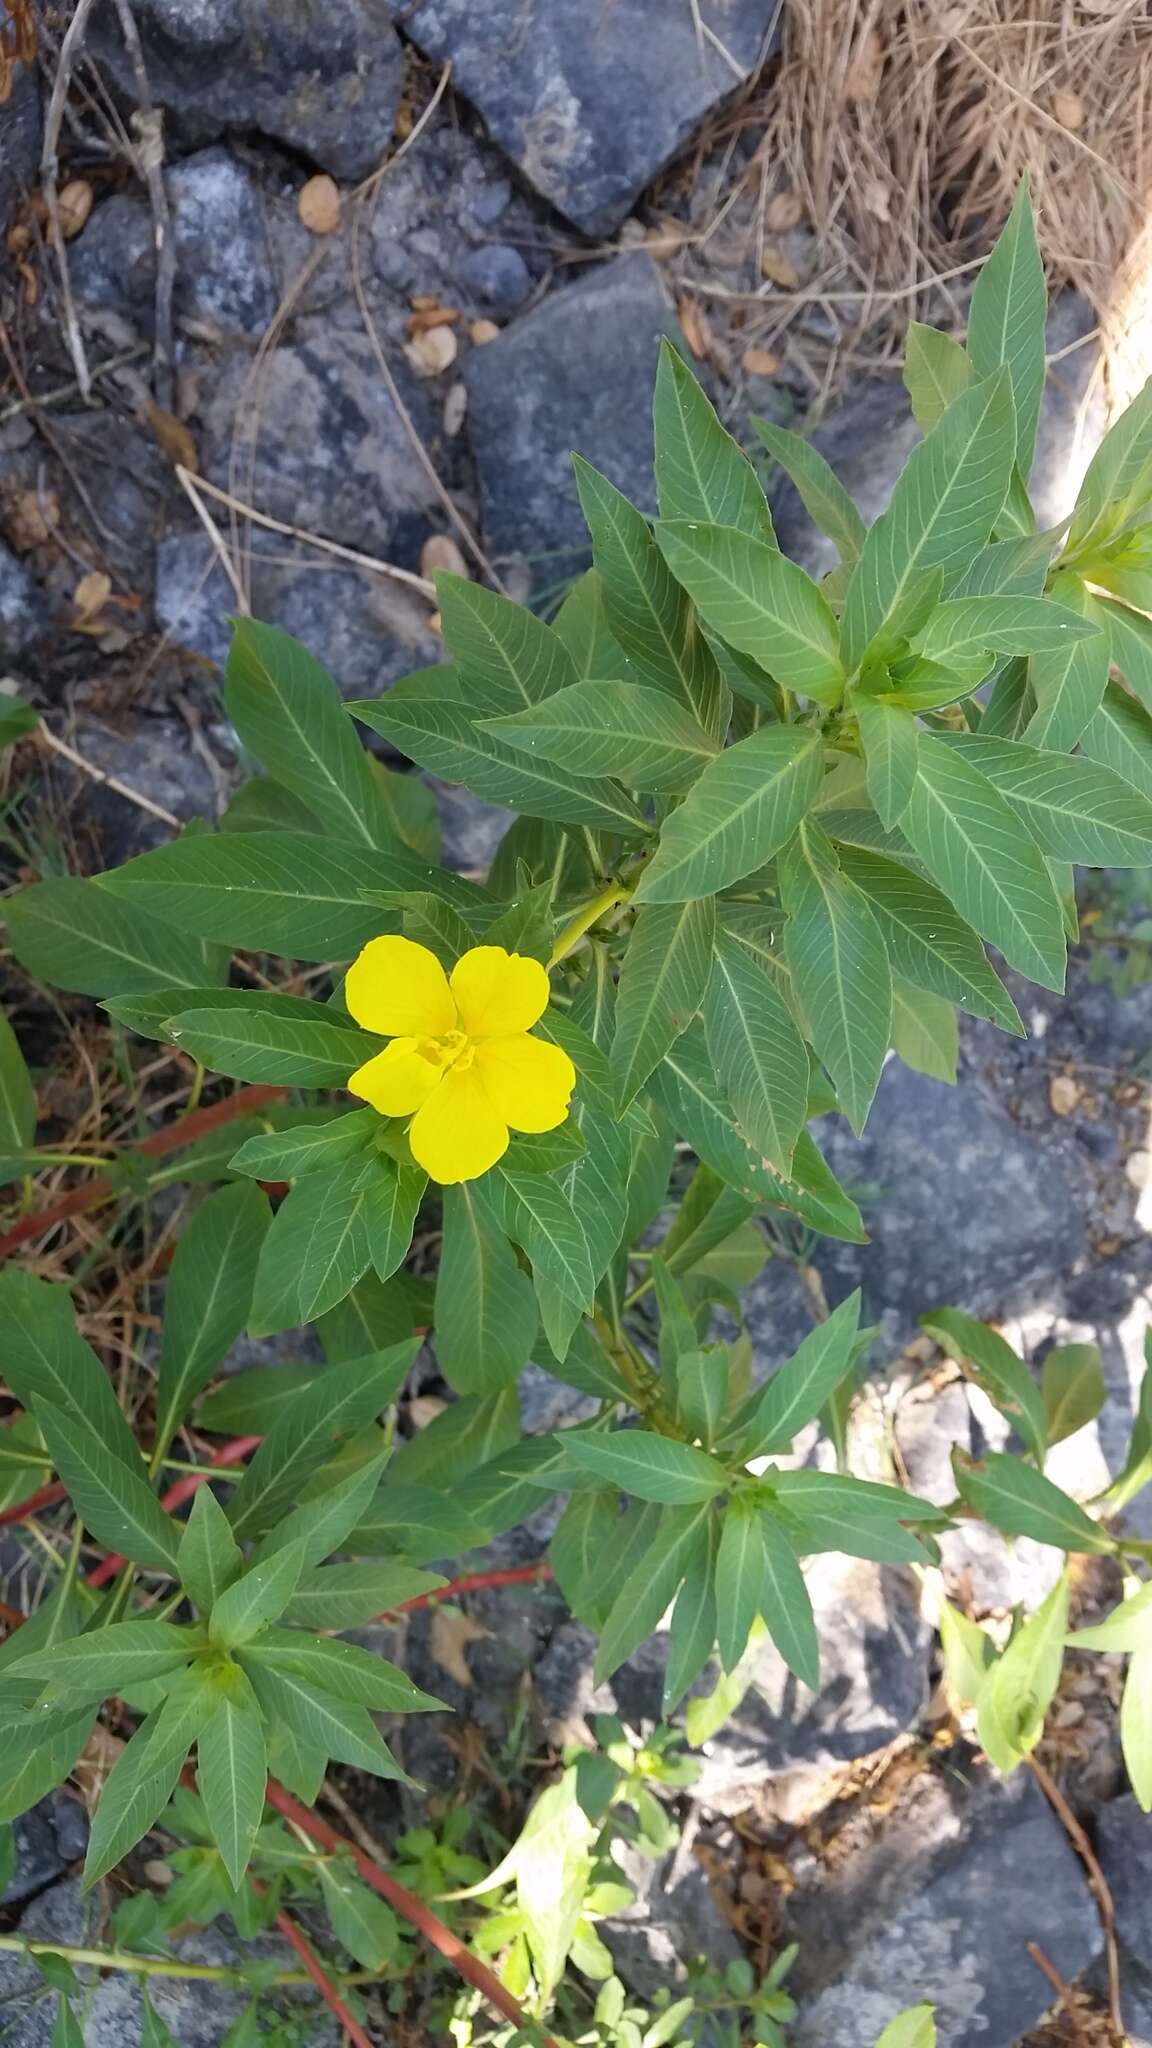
xmin=414 ymin=1028 xmax=475 ymax=1074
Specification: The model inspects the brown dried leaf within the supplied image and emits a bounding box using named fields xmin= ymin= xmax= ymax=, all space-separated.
xmin=420 ymin=534 xmax=469 ymax=580
xmin=760 ymin=245 xmax=799 ymax=289
xmin=766 ymin=191 xmax=803 ymax=232
xmin=678 ymin=296 xmax=711 ymax=358
xmin=57 ymin=178 xmax=93 ymax=239
xmin=2 ymin=487 xmax=57 ymax=551
xmin=409 ymin=304 xmax=461 ymax=335
xmin=72 ymin=1723 xmax=124 ymax=1806
xmin=407 ymin=1394 xmax=448 ymax=1431
xmin=72 ymin=570 xmax=112 ymax=621
xmin=844 ymin=26 xmax=884 ymax=102
xmin=1051 ymin=90 xmax=1085 ymax=132
xmin=1049 ymin=1074 xmax=1081 ymax=1117
xmin=145 ymin=401 xmax=199 ymax=473
xmin=742 ymin=345 xmax=780 ymax=377
xmin=404 ymin=324 xmax=458 ymax=376
xmin=469 ymin=318 xmax=500 ymax=345
xmin=298 ymin=173 xmax=342 ymax=235
xmin=429 ymin=1606 xmax=490 ymax=1687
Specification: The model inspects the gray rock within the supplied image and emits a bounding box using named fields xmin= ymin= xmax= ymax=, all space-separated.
xmin=49 ymin=412 xmax=170 ymax=579
xmin=46 ymin=712 xmax=231 ymax=863
xmin=604 ymin=1837 xmax=743 ymax=2000
xmin=433 ymin=783 xmax=513 ymax=877
xmin=1096 ymin=1796 xmax=1152 ymax=1993
xmin=392 ymin=0 xmax=781 ymax=235
xmin=0 ymin=539 xmax=48 ymax=659
xmin=2 ymin=1795 xmax=87 ymax=1907
xmin=70 ymin=149 xmax=277 ymax=337
xmin=459 ymin=244 xmax=533 ymax=311
xmin=464 ymin=251 xmax=675 ymax=584
xmin=88 ymin=0 xmax=405 ymax=181
xmin=154 ymin=532 xmax=234 ymax=668
xmin=785 ymin=1763 xmax=1100 ymax=2048
xmin=0 ymin=59 xmax=41 ymax=235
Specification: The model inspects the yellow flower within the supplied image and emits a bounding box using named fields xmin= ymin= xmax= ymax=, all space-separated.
xmin=344 ymin=936 xmax=576 ymax=1185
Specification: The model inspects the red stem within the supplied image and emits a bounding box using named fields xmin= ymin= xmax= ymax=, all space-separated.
xmin=0 ymin=1479 xmax=66 ymax=1528
xmin=0 ymin=1084 xmax=287 ymax=1256
xmin=87 ymin=1435 xmax=261 ymax=1588
xmin=265 ymin=1780 xmax=562 ymax=2048
xmin=273 ymin=1906 xmax=375 ymax=2048
xmin=388 ymin=1561 xmax=553 ymax=1617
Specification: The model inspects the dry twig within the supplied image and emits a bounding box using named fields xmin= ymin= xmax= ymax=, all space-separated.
xmin=1025 ymin=1752 xmax=1123 ymax=2040
xmin=39 ymin=0 xmax=99 ymax=398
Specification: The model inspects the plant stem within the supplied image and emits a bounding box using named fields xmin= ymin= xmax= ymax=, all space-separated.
xmin=0 ymin=1933 xmax=371 ymax=1990
xmin=548 ymin=883 xmax=630 ymax=968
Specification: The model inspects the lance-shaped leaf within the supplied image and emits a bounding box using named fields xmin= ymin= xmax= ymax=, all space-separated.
xmin=6 ymin=879 xmax=225 ymax=998
xmin=153 ymin=1183 xmax=270 ymax=1464
xmin=937 ymin=731 xmax=1152 ymax=867
xmin=484 ymin=681 xmax=718 ymax=793
xmin=634 ymin=725 xmax=823 ymax=903
xmin=34 ymin=1401 xmax=180 ymax=1574
xmin=779 ymin=823 xmax=891 ymax=1134
xmin=612 ymin=897 xmax=715 ymax=1111
xmin=977 ymin=1575 xmax=1068 ymax=1774
xmin=198 ymin=1681 xmax=268 ymax=1888
xmin=703 ymin=928 xmax=807 ymax=1175
xmin=759 ymin=1511 xmax=819 ymax=1689
xmin=967 ymin=179 xmax=1047 ymax=474
xmin=83 ymin=1676 xmax=215 ymax=1886
xmin=952 ymin=1451 xmax=1111 ymax=1553
xmin=561 ymin=1429 xmax=728 ymax=1505
xmin=435 ymin=1184 xmax=538 ymax=1393
xmin=655 ymin=337 xmax=774 ymax=535
xmin=834 ymin=846 xmax=1022 ymax=1034
xmin=753 ymin=417 xmax=865 ymax=562
xmin=903 ymin=322 xmax=972 ymax=433
xmin=920 ymin=1306 xmax=1048 ymax=1461
xmin=240 ymin=1661 xmax=409 ymax=1781
xmin=723 ymin=1292 xmax=861 ymax=1458
xmin=853 ymin=690 xmax=919 ymax=829
xmin=226 ymin=1344 xmax=415 ymax=1541
xmin=248 ymin=1155 xmax=382 ymax=1335
xmin=436 ymin=571 xmax=576 ymax=712
xmin=655 ymin=521 xmax=845 ymax=702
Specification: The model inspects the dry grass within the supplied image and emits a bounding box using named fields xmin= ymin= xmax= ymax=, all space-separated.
xmin=665 ymin=0 xmax=1152 ymax=410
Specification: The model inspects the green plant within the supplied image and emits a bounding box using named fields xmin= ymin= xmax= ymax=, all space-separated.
xmin=2 ymin=179 xmax=1152 ymax=2040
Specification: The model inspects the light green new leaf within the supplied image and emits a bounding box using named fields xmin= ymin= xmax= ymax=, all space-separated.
xmin=154 ymin=1183 xmax=270 ymax=1465
xmin=715 ymin=1496 xmax=767 ymax=1672
xmin=436 ymin=570 xmax=576 ymax=712
xmin=953 ymin=1452 xmax=1111 ymax=1553
xmin=177 ymin=1487 xmax=243 ymax=1616
xmin=899 ymin=733 xmax=1066 ymax=989
xmin=853 ymin=690 xmax=919 ymax=828
xmin=573 ymin=456 xmax=726 ymax=733
xmin=224 ymin=620 xmax=395 ymax=851
xmin=841 ymin=371 xmax=1016 ymax=670
xmin=834 ymin=846 xmax=1023 ymax=1034
xmin=248 ymin=1154 xmax=382 ymax=1336
xmin=1066 ymin=373 xmax=1152 ymax=558
xmin=655 ymin=521 xmax=845 ymax=702
xmin=759 ymin=1511 xmax=820 ymax=1689
xmin=655 ymin=338 xmax=774 ymax=535
xmin=977 ymin=1575 xmax=1068 ymax=1773
xmin=1104 ymin=594 xmax=1152 ymax=714
xmin=485 ymin=680 xmax=718 ymax=793
xmin=562 ymin=1429 xmax=728 ymax=1505
xmin=703 ymin=927 xmax=808 ymax=1175
xmin=903 ymin=321 xmax=972 ymax=433
xmin=939 ymin=1599 xmax=995 ymax=1707
xmin=435 ymin=1184 xmax=538 ymax=1393
xmin=920 ymin=1306 xmax=1048 ymax=1460
xmin=197 ymin=1686 xmax=268 ymax=1887
xmin=612 ymin=897 xmax=715 ymax=1110
xmin=227 ymin=1343 xmax=415 ymax=1540
xmin=1042 ymin=1344 xmax=1106 ymax=1447
xmin=1068 ymin=1577 xmax=1152 ymax=1655
xmin=890 ymin=982 xmax=957 ymax=1082
xmin=6 ymin=880 xmax=225 ymax=998
xmin=780 ymin=823 xmax=891 ymax=1134
xmin=34 ymin=1400 xmax=180 ymax=1574
xmin=753 ymin=417 xmax=866 ymax=562
xmin=635 ymin=724 xmax=823 ymax=903
xmin=209 ymin=1543 xmax=306 ymax=1648
xmin=875 ymin=2005 xmax=937 ymax=2048
xmin=939 ymin=730 xmax=1152 ymax=866
xmin=967 ymin=179 xmax=1047 ymax=474
xmin=1122 ymin=1644 xmax=1152 ymax=1812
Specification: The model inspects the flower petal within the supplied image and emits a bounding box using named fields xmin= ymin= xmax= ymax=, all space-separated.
xmin=408 ymin=1063 xmax=509 ymax=1184
xmin=449 ymin=946 xmax=549 ymax=1038
xmin=348 ymin=1038 xmax=443 ymax=1116
xmin=345 ymin=936 xmax=456 ymax=1038
xmin=473 ymin=1033 xmax=576 ymax=1133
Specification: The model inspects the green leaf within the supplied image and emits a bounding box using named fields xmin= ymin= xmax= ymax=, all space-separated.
xmin=317 ymin=1860 xmax=400 ymax=1969
xmin=240 ymin=1661 xmax=408 ymax=1780
xmin=899 ymin=732 xmax=1066 ymax=988
xmin=952 ymin=1452 xmax=1111 ymax=1553
xmin=916 ymin=595 xmax=1099 ymax=662
xmin=484 ymin=680 xmax=718 ymax=793
xmin=903 ymin=322 xmax=972 ymax=433
xmin=244 ymin=1629 xmax=443 ymax=1713
xmin=655 ymin=521 xmax=845 ymax=702
xmin=1103 ymin=594 xmax=1152 ymax=714
xmin=663 ymin=1524 xmax=719 ymax=1711
xmin=154 ymin=1184 xmax=270 ymax=1464
xmin=919 ymin=1307 xmax=1048 ymax=1460
xmin=765 ymin=1469 xmax=938 ymax=1563
xmin=436 ymin=571 xmax=576 ymax=712
xmin=209 ymin=1543 xmax=306 ymax=1648
xmin=977 ymin=1575 xmax=1068 ymax=1772
xmin=248 ymin=1156 xmax=384 ymax=1335
xmin=1081 ymin=679 xmax=1152 ymax=798
xmin=282 ymin=1561 xmax=445 ymax=1631
xmin=939 ymin=1599 xmax=995 ymax=1706
xmin=779 ymin=822 xmax=891 ymax=1134
xmin=177 ymin=1487 xmax=243 ymax=1615
xmin=390 ymin=1387 xmax=520 ymax=1489
xmin=224 ymin=620 xmax=395 ymax=850
xmin=6 ymin=879 xmax=225 ymax=997
xmin=98 ymin=832 xmax=481 ymax=961
xmin=0 ymin=693 xmax=40 ymax=746
xmin=222 ymin=772 xmax=326 ymax=836
xmin=230 ymin=1112 xmax=377 ymax=1181
xmin=561 ymin=1429 xmax=727 ymax=1505
xmin=0 ymin=1270 xmax=141 ymax=1445
xmin=169 ymin=999 xmax=378 ymax=1088
xmin=674 ymin=1346 xmax=730 ymax=1449
xmin=12 ymin=1623 xmax=198 ymax=1710
xmin=197 ymin=1685 xmax=268 ymax=1887
xmin=955 ymin=534 xmax=1055 ymax=598
xmin=834 ymin=845 xmax=1022 ymax=1034
xmin=759 ymin=1512 xmax=819 ymax=1689
xmin=968 ymin=179 xmax=1047 ymax=473
xmin=890 ymin=982 xmax=957 ymax=1082
xmin=655 ymin=338 xmax=774 ymax=535
xmin=34 ymin=1400 xmax=180 ymax=1573
xmin=841 ymin=371 xmax=1016 ymax=670
xmin=1122 ymin=1644 xmax=1152 ymax=1813
xmin=634 ymin=725 xmax=823 ymax=903
xmin=0 ymin=1009 xmax=35 ymax=1156
xmin=435 ymin=1184 xmax=538 ymax=1393
xmin=753 ymin=417 xmax=865 ymax=562
xmin=715 ymin=1496 xmax=767 ymax=1671
xmin=1023 ymin=584 xmax=1110 ymax=752
xmin=1067 ymin=375 xmax=1152 ymax=558
xmin=1042 ymin=1344 xmax=1106 ymax=1447
xmin=573 ymin=457 xmax=726 ymax=732
xmin=254 ymin=1447 xmax=388 ymax=1570
xmin=853 ymin=691 xmax=919 ymax=829
xmin=552 ymin=567 xmax=630 ymax=680
xmin=611 ymin=898 xmax=715 ymax=1111
xmin=938 ymin=730 xmax=1152 ymax=866
xmin=724 ymin=1292 xmax=862 ymax=1458
xmin=198 ymin=1363 xmax=318 ymax=1436
xmin=227 ymin=1343 xmax=415 ymax=1541
xmin=140 ymin=1996 xmax=181 ymax=2048
xmin=875 ymin=2005 xmax=937 ymax=2048
xmin=593 ymin=1502 xmax=712 ymax=1681
xmin=703 ymin=930 xmax=807 ymax=1176
xmin=351 ymin=692 xmax=645 ymax=835
xmin=499 ymin=1168 xmax=596 ymax=1310
xmin=317 ymin=1269 xmax=416 ymax=1364
xmin=84 ymin=1688 xmax=210 ymax=1884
